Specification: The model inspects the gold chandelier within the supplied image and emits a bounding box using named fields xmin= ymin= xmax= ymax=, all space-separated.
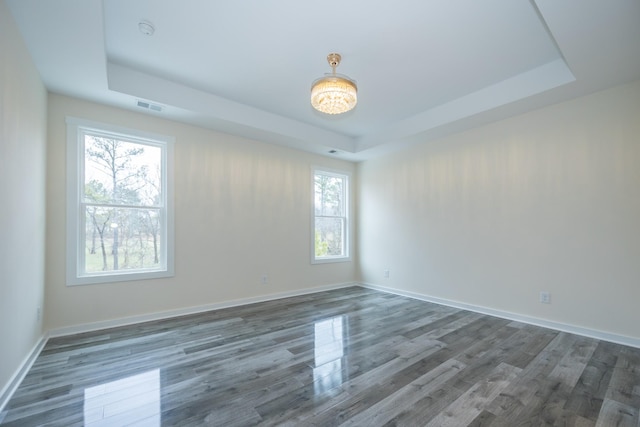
xmin=311 ymin=53 xmax=357 ymax=115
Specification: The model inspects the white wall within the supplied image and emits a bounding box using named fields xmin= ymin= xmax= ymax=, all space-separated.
xmin=45 ymin=94 xmax=357 ymax=331
xmin=0 ymin=0 xmax=48 ymax=397
xmin=359 ymin=80 xmax=640 ymax=341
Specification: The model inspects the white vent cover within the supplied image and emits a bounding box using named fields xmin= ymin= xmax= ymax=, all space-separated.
xmin=136 ymin=100 xmax=163 ymax=112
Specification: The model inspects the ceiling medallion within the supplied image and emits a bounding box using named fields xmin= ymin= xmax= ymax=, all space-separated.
xmin=310 ymin=53 xmax=357 ymax=115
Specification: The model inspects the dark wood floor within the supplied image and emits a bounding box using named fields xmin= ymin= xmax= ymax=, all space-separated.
xmin=1 ymin=287 xmax=639 ymax=426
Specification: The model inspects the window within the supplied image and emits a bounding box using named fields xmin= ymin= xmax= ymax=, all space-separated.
xmin=313 ymin=168 xmax=350 ymax=263
xmin=66 ymin=118 xmax=174 ymax=285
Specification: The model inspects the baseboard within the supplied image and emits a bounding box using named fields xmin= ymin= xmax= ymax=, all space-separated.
xmin=0 ymin=333 xmax=49 ymax=415
xmin=48 ymin=282 xmax=358 ymax=338
xmin=358 ymin=282 xmax=640 ymax=349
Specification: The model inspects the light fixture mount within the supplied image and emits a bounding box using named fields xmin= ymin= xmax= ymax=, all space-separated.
xmin=327 ymin=53 xmax=341 ymax=70
xmin=311 ymin=53 xmax=357 ymax=115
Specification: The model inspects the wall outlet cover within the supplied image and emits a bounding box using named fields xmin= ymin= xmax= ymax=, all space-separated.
xmin=539 ymin=291 xmax=551 ymax=304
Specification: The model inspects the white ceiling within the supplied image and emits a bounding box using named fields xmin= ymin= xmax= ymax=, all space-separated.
xmin=6 ymin=0 xmax=640 ymax=161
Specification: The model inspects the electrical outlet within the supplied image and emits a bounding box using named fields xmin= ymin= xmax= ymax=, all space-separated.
xmin=539 ymin=291 xmax=551 ymax=304
xmin=384 ymin=269 xmax=390 ymax=279
xmin=37 ymin=306 xmax=41 ymax=321
xmin=261 ymin=275 xmax=268 ymax=285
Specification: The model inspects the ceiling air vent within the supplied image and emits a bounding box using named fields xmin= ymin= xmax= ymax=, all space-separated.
xmin=136 ymin=100 xmax=163 ymax=112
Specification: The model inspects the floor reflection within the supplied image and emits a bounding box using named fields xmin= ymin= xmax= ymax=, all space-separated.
xmin=313 ymin=315 xmax=349 ymax=394
xmin=83 ymin=369 xmax=161 ymax=426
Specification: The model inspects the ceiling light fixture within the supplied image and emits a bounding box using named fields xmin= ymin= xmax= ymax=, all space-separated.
xmin=311 ymin=53 xmax=357 ymax=115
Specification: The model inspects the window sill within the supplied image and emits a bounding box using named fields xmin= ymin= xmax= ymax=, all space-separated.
xmin=311 ymin=256 xmax=351 ymax=265
xmin=67 ymin=269 xmax=174 ymax=286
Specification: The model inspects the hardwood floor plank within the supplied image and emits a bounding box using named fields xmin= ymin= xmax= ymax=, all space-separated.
xmin=595 ymin=399 xmax=638 ymax=427
xmin=384 ymin=385 xmax=467 ymax=426
xmin=563 ymin=340 xmax=620 ymax=422
xmin=485 ymin=332 xmax=580 ymax=422
xmin=338 ymin=358 xmax=466 ymax=426
xmin=605 ymin=347 xmax=640 ymax=408
xmin=466 ymin=409 xmax=497 ymax=426
xmin=424 ymin=362 xmax=521 ymax=427
xmin=549 ymin=337 xmax=598 ymax=389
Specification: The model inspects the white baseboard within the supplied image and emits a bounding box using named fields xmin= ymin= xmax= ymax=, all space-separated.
xmin=48 ymin=282 xmax=358 ymax=338
xmin=358 ymin=282 xmax=640 ymax=349
xmin=0 ymin=334 xmax=48 ymax=415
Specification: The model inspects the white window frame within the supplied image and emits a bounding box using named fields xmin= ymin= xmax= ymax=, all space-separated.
xmin=311 ymin=167 xmax=351 ymax=264
xmin=66 ymin=117 xmax=174 ymax=286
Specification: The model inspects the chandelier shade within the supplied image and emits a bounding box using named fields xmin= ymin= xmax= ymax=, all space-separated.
xmin=311 ymin=53 xmax=357 ymax=115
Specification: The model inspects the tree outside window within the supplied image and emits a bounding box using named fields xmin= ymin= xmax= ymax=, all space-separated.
xmin=83 ymin=135 xmax=162 ymax=273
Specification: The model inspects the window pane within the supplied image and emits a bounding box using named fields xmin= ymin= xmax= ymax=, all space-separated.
xmin=315 ymin=174 xmax=344 ymax=216
xmin=315 ymin=217 xmax=345 ymax=257
xmin=84 ymin=136 xmax=162 ymax=206
xmin=84 ymin=206 xmax=162 ymax=273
